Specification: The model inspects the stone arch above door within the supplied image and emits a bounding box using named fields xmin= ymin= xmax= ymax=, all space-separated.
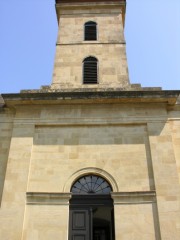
xmin=63 ymin=167 xmax=118 ymax=193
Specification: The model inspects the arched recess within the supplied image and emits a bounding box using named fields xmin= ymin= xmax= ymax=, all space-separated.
xmin=63 ymin=167 xmax=118 ymax=193
xmin=68 ymin=170 xmax=116 ymax=240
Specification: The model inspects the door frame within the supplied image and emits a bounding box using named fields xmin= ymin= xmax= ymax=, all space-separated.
xmin=69 ymin=195 xmax=114 ymax=240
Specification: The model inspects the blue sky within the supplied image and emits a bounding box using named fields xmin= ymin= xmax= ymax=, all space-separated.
xmin=0 ymin=0 xmax=180 ymax=93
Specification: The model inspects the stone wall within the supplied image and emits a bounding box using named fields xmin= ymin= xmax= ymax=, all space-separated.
xmin=51 ymin=5 xmax=129 ymax=89
xmin=57 ymin=14 xmax=124 ymax=44
xmin=0 ymin=101 xmax=180 ymax=239
xmin=0 ymin=108 xmax=13 ymax=206
xmin=52 ymin=44 xmax=129 ymax=89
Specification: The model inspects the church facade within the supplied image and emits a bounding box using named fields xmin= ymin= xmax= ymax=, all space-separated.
xmin=0 ymin=0 xmax=180 ymax=239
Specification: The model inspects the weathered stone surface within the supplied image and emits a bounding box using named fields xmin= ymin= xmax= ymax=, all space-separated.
xmin=0 ymin=95 xmax=5 ymax=107
xmin=3 ymin=90 xmax=180 ymax=106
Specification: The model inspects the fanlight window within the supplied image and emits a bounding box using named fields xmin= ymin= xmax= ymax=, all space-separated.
xmin=71 ymin=175 xmax=112 ymax=194
xmin=83 ymin=56 xmax=98 ymax=84
xmin=84 ymin=21 xmax=97 ymax=41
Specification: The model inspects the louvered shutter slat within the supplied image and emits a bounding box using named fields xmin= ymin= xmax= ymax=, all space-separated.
xmin=83 ymin=57 xmax=98 ymax=84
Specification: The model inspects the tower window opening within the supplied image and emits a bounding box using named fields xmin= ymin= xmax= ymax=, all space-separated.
xmin=83 ymin=57 xmax=98 ymax=84
xmin=84 ymin=21 xmax=97 ymax=41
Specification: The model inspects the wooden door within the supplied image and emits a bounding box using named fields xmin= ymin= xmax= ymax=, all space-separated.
xmin=69 ymin=208 xmax=92 ymax=240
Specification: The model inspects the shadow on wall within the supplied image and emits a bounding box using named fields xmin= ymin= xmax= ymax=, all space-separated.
xmin=33 ymin=122 xmax=169 ymax=146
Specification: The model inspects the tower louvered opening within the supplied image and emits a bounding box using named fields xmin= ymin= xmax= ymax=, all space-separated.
xmin=84 ymin=21 xmax=97 ymax=41
xmin=83 ymin=57 xmax=98 ymax=84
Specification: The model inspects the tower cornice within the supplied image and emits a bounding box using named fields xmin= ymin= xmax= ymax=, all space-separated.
xmin=55 ymin=0 xmax=126 ymax=27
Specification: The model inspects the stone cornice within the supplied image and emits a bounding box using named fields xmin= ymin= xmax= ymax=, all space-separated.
xmin=26 ymin=191 xmax=156 ymax=205
xmin=26 ymin=192 xmax=72 ymax=205
xmin=111 ymin=191 xmax=156 ymax=204
xmin=1 ymin=90 xmax=180 ymax=106
xmin=56 ymin=0 xmax=126 ymax=3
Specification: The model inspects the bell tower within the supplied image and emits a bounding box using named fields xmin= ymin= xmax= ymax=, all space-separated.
xmin=52 ymin=0 xmax=130 ymax=90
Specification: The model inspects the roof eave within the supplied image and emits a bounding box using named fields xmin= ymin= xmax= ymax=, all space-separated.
xmin=1 ymin=90 xmax=180 ymax=107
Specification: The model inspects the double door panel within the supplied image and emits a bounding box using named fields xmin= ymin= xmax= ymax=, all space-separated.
xmin=69 ymin=208 xmax=92 ymax=240
xmin=69 ymin=207 xmax=112 ymax=240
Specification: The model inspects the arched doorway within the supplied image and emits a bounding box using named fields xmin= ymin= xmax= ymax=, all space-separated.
xmin=69 ymin=175 xmax=115 ymax=240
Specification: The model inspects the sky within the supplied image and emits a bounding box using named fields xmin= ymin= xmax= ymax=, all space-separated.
xmin=0 ymin=0 xmax=180 ymax=94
